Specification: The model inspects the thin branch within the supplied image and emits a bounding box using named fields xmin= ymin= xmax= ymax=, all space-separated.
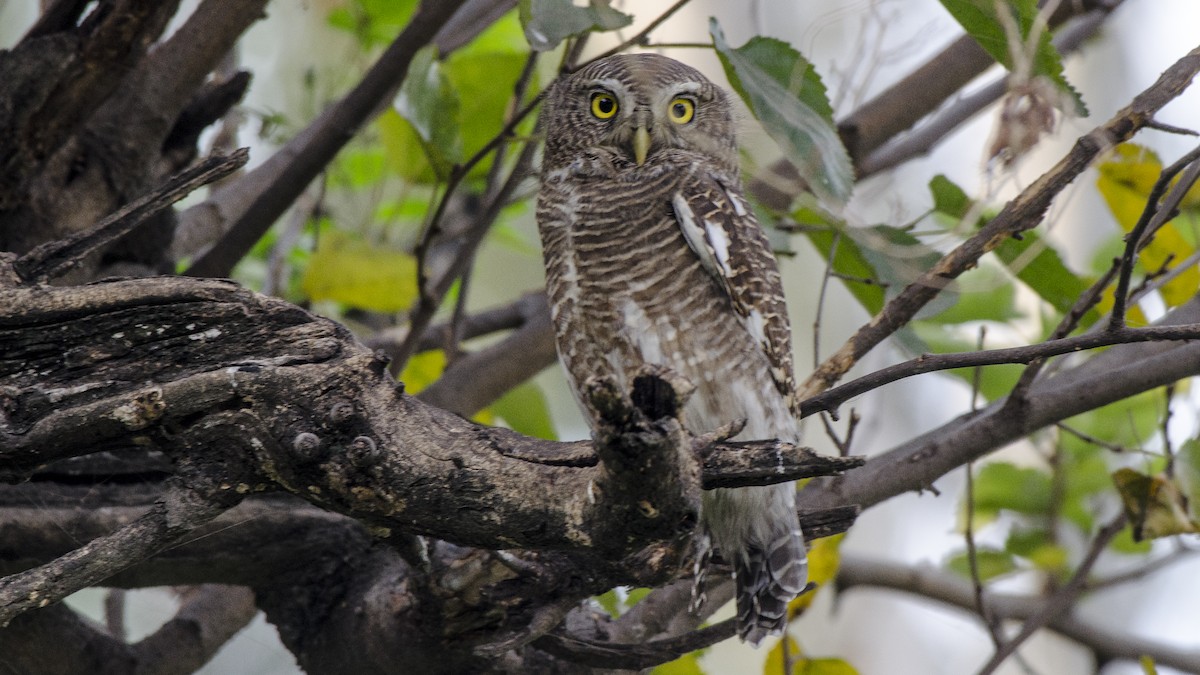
xmin=801 ymin=43 xmax=1200 ymax=402
xmin=132 ymin=585 xmax=257 ymax=675
xmin=838 ymin=553 xmax=1200 ymax=673
xmin=975 ymin=516 xmax=1126 ymax=675
xmin=802 ymin=322 xmax=1200 ymax=419
xmin=13 ymin=149 xmax=248 ymax=283
xmin=182 ymin=0 xmax=468 ymax=278
xmin=1006 ymin=258 xmax=1121 ymax=406
xmin=1110 ymin=145 xmax=1200 ymax=329
xmin=964 ymin=460 xmax=1004 ymax=647
xmin=395 ymin=134 xmax=540 ymax=370
xmin=535 ymin=618 xmax=736 ymax=670
xmin=0 ymin=483 xmax=229 ymax=626
xmin=796 ymin=295 xmax=1200 ymax=516
xmin=857 ymin=2 xmax=1115 ymax=178
xmin=587 ymin=0 xmax=695 ymax=65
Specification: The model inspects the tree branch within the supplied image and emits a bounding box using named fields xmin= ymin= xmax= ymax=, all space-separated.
xmin=975 ymin=516 xmax=1125 ymax=675
xmin=181 ymin=0 xmax=468 ymax=277
xmin=838 ymin=551 xmax=1200 ymax=673
xmin=800 ymin=43 xmax=1200 ymax=399
xmin=802 ymin=322 xmax=1200 ymax=419
xmin=0 ymin=482 xmax=231 ymax=626
xmin=797 ymin=295 xmax=1200 ymax=514
xmin=12 ymin=149 xmax=248 ymax=283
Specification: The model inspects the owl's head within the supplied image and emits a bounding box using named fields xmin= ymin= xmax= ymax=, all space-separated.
xmin=539 ymin=53 xmax=738 ymax=173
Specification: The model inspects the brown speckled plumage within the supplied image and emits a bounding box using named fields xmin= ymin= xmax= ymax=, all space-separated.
xmin=536 ymin=53 xmax=807 ymax=645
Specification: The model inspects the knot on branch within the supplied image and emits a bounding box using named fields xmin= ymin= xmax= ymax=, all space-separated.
xmin=584 ymin=370 xmax=701 ymax=563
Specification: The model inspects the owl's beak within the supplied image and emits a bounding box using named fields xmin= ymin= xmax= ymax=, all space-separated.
xmin=633 ymin=126 xmax=651 ymax=166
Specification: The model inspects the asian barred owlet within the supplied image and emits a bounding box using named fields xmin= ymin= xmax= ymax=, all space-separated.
xmin=536 ymin=53 xmax=807 ymax=645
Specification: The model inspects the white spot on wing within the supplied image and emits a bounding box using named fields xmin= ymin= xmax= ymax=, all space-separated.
xmin=703 ymin=218 xmax=732 ymax=267
xmin=727 ymin=190 xmax=748 ymax=216
xmin=746 ymin=308 xmax=767 ymax=345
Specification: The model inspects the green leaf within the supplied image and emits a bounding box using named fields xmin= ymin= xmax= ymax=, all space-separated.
xmin=1096 ymin=143 xmax=1200 ymax=309
xmin=394 ymin=46 xmax=462 ymax=180
xmin=920 ymin=261 xmax=1019 ymax=325
xmin=328 ymin=0 xmax=420 ymax=47
xmin=301 ymin=229 xmax=417 ymax=312
xmin=1004 ymin=528 xmax=1067 ymax=572
xmin=710 ymin=19 xmax=852 ymax=208
xmin=993 ymin=231 xmax=1093 ymax=319
xmin=929 ymin=174 xmax=972 ymax=219
xmin=593 ymin=589 xmax=621 ymax=617
xmin=938 ymin=0 xmax=1085 ymax=115
xmin=971 ymin=462 xmax=1052 ymax=518
xmin=946 ymin=548 xmax=1017 ymax=581
xmin=843 ymin=224 xmax=951 ymax=319
xmin=399 ymin=349 xmax=447 ymax=395
xmin=490 ymin=381 xmax=557 ymax=440
xmin=1062 ymin=391 xmax=1161 ymax=454
xmin=802 ymin=225 xmax=885 ymax=315
xmin=333 ymin=147 xmax=387 ymax=188
xmin=1178 ymin=439 xmax=1200 ymax=522
xmin=518 ymin=0 xmax=632 ymax=52
xmin=446 ymin=52 xmax=536 ymax=171
xmin=1109 ymin=524 xmax=1153 ymax=554
xmin=625 ymin=587 xmax=652 ymax=606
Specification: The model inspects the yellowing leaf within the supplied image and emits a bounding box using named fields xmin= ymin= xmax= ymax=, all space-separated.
xmin=1112 ymin=468 xmax=1199 ymax=541
xmin=788 ymin=533 xmax=843 ymax=618
xmin=652 ymin=652 xmax=706 ymax=675
xmin=765 ymin=636 xmax=802 ymax=673
xmin=399 ymin=349 xmax=446 ymax=395
xmin=491 ymin=381 xmax=557 ymax=440
xmin=1096 ymin=143 xmax=1200 ymax=308
xmin=765 ymin=639 xmax=859 ymax=675
xmin=301 ymin=230 xmax=417 ymax=312
xmin=795 ymin=659 xmax=859 ymax=675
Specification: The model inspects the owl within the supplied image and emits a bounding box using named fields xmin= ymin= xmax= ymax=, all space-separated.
xmin=535 ymin=53 xmax=808 ymax=645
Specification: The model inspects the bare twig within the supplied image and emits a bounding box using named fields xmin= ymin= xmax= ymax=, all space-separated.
xmin=801 ymin=43 xmax=1200 ymax=402
xmin=394 ymin=136 xmax=540 ymax=370
xmin=587 ymin=0 xmax=695 ymax=65
xmin=1110 ymin=145 xmax=1200 ymax=329
xmin=13 ymin=149 xmax=248 ymax=283
xmin=0 ymin=483 xmax=229 ymax=626
xmin=802 ymin=322 xmax=1200 ymax=419
xmin=183 ymin=0 xmax=468 ymax=278
xmin=838 ymin=553 xmax=1200 ymax=674
xmin=535 ymin=618 xmax=736 ymax=670
xmin=975 ymin=516 xmax=1126 ymax=675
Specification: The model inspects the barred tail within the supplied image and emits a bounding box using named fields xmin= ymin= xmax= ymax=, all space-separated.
xmin=704 ymin=484 xmax=809 ymax=645
xmin=733 ymin=508 xmax=807 ymax=645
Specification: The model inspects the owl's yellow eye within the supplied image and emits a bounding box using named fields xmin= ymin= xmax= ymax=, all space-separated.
xmin=668 ymin=98 xmax=695 ymax=124
xmin=590 ymin=93 xmax=618 ymax=119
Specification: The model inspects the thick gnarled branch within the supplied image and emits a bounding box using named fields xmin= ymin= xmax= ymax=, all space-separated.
xmin=0 ymin=276 xmax=856 ymax=631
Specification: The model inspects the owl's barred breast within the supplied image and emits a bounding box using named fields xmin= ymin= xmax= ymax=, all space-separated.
xmin=535 ymin=52 xmax=807 ymax=645
xmin=537 ymin=157 xmax=793 ymax=443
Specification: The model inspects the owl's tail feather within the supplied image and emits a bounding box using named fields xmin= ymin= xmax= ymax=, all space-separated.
xmin=734 ymin=521 xmax=808 ymax=646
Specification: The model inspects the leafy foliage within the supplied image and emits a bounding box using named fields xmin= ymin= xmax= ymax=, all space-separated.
xmin=518 ymin=0 xmax=632 ymax=51
xmin=765 ymin=637 xmax=860 ymax=675
xmin=938 ymin=0 xmax=1084 ymax=114
xmin=710 ymin=19 xmax=853 ymax=208
xmin=301 ymin=229 xmax=418 ymax=312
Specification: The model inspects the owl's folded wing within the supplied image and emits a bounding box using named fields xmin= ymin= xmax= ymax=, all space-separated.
xmin=671 ymin=174 xmax=799 ymax=415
